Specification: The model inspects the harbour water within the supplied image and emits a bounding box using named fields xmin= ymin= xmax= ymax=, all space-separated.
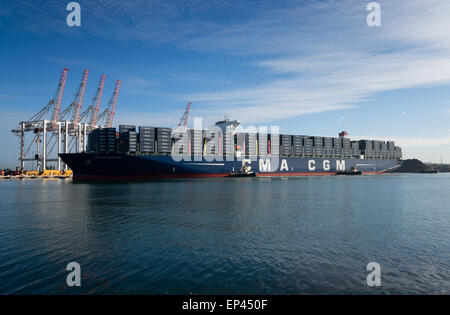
xmin=0 ymin=174 xmax=449 ymax=294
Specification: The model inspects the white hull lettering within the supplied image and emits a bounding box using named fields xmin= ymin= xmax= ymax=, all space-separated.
xmin=280 ymin=159 xmax=289 ymax=171
xmin=308 ymin=160 xmax=316 ymax=171
xmin=336 ymin=160 xmax=345 ymax=171
xmin=259 ymin=159 xmax=271 ymax=172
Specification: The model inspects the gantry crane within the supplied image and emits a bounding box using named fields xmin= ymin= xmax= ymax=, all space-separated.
xmin=80 ymin=74 xmax=106 ymax=129
xmin=57 ymin=69 xmax=91 ymax=154
xmin=12 ymin=69 xmax=71 ymax=171
xmin=12 ymin=69 xmax=121 ymax=172
xmin=98 ymin=80 xmax=122 ymax=128
xmin=59 ymin=69 xmax=90 ymax=124
xmin=28 ymin=68 xmax=69 ymax=124
xmin=178 ymin=102 xmax=191 ymax=129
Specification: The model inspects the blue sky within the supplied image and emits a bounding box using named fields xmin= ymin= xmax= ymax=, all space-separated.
xmin=1 ymin=0 xmax=450 ymax=168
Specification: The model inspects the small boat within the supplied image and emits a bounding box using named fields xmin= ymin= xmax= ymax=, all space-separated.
xmin=228 ymin=164 xmax=256 ymax=177
xmin=228 ymin=172 xmax=256 ymax=177
xmin=336 ymin=166 xmax=362 ymax=176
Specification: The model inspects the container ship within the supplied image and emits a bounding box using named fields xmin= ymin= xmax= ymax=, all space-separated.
xmin=59 ymin=119 xmax=402 ymax=181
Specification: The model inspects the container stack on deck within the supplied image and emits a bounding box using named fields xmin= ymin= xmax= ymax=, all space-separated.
xmin=87 ymin=125 xmax=402 ymax=161
xmin=381 ymin=141 xmax=388 ymax=159
xmin=88 ymin=128 xmax=116 ymax=153
xmin=373 ymin=140 xmax=381 ymax=159
xmin=173 ymin=128 xmax=188 ymax=155
xmin=258 ymin=133 xmax=268 ymax=156
xmin=269 ymin=134 xmax=280 ymax=156
xmin=118 ymin=125 xmax=136 ymax=154
xmin=304 ymin=137 xmax=313 ymax=157
xmin=333 ymin=138 xmax=342 ymax=157
xmin=292 ymin=135 xmax=303 ymax=156
xmin=204 ymin=130 xmax=220 ymax=155
xmin=189 ymin=130 xmax=203 ymax=155
xmin=312 ymin=137 xmax=323 ymax=157
xmin=156 ymin=128 xmax=172 ymax=154
xmin=223 ymin=131 xmax=234 ymax=157
xmin=387 ymin=141 xmax=395 ymax=159
xmin=342 ymin=138 xmax=351 ymax=158
xmin=351 ymin=141 xmax=360 ymax=157
xmin=247 ymin=133 xmax=257 ymax=157
xmin=324 ymin=137 xmax=332 ymax=157
xmin=281 ymin=135 xmax=292 ymax=157
xmin=359 ymin=140 xmax=373 ymax=158
xmin=139 ymin=127 xmax=156 ymax=154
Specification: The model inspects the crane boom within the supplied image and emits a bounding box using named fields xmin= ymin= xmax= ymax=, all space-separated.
xmin=90 ymin=75 xmax=106 ymax=128
xmin=73 ymin=69 xmax=90 ymax=124
xmin=106 ymin=80 xmax=122 ymax=128
xmin=51 ymin=68 xmax=69 ymax=125
xmin=178 ymin=102 xmax=191 ymax=128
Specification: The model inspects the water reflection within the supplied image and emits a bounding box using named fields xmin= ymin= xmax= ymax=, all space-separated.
xmin=0 ymin=174 xmax=448 ymax=294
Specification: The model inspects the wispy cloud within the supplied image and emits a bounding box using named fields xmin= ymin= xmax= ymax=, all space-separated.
xmin=125 ymin=77 xmax=157 ymax=88
xmin=121 ymin=76 xmax=160 ymax=96
xmin=3 ymin=0 xmax=450 ymax=125
xmin=397 ymin=137 xmax=450 ymax=148
xmin=178 ymin=0 xmax=450 ymax=122
xmin=115 ymin=110 xmax=181 ymax=128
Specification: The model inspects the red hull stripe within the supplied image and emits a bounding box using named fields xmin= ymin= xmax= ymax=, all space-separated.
xmin=256 ymin=172 xmax=337 ymax=177
xmin=74 ymin=170 xmax=387 ymax=181
xmin=74 ymin=173 xmax=231 ymax=181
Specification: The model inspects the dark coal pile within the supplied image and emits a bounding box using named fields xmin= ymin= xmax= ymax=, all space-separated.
xmin=393 ymin=159 xmax=437 ymax=173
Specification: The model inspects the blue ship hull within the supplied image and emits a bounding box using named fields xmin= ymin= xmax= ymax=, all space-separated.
xmin=60 ymin=153 xmax=402 ymax=181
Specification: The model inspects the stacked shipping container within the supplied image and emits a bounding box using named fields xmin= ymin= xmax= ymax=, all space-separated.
xmin=333 ymin=138 xmax=342 ymax=157
xmin=139 ymin=126 xmax=155 ymax=153
xmin=304 ymin=137 xmax=313 ymax=157
xmin=281 ymin=135 xmax=292 ymax=156
xmin=342 ymin=138 xmax=351 ymax=158
xmin=313 ymin=137 xmax=323 ymax=157
xmin=323 ymin=137 xmax=332 ymax=157
xmin=359 ymin=140 xmax=373 ymax=158
xmin=87 ymin=125 xmax=401 ymax=162
xmin=157 ymin=128 xmax=172 ymax=153
xmin=373 ymin=140 xmax=381 ymax=159
xmin=351 ymin=141 xmax=360 ymax=157
xmin=387 ymin=141 xmax=395 ymax=159
xmin=292 ymin=135 xmax=303 ymax=156
xmin=88 ymin=128 xmax=117 ymax=153
xmin=119 ymin=125 xmax=136 ymax=153
xmin=258 ymin=133 xmax=268 ymax=156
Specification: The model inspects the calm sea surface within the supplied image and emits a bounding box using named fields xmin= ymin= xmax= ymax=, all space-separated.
xmin=0 ymin=174 xmax=449 ymax=294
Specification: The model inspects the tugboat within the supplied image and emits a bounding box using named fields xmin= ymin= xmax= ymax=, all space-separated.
xmin=228 ymin=163 xmax=256 ymax=177
xmin=336 ymin=166 xmax=362 ymax=176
